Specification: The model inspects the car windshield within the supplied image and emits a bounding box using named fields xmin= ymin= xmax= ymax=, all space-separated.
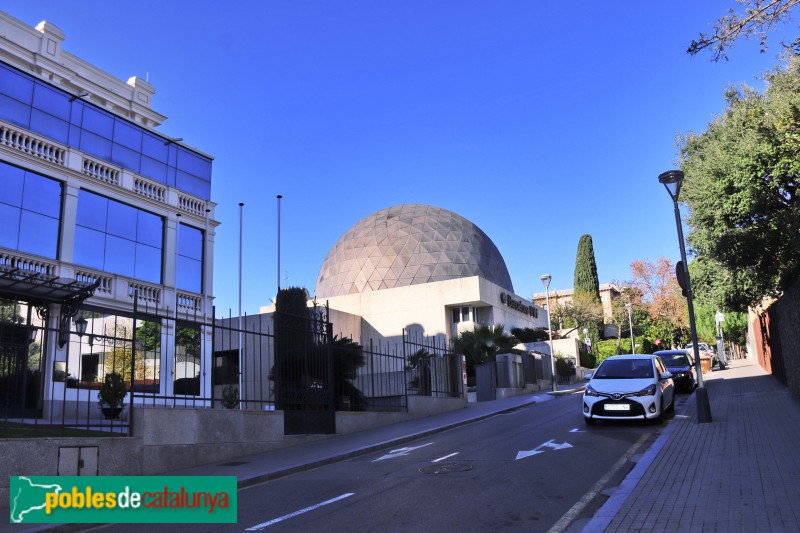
xmin=593 ymin=359 xmax=654 ymax=379
xmin=661 ymin=354 xmax=690 ymax=366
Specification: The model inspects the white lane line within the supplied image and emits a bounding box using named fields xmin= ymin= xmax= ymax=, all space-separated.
xmin=432 ymin=452 xmax=459 ymax=463
xmin=246 ymin=493 xmax=354 ymax=530
xmin=546 ymin=433 xmax=648 ymax=533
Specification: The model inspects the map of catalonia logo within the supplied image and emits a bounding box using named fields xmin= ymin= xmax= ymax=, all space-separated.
xmin=9 ymin=476 xmax=237 ymax=523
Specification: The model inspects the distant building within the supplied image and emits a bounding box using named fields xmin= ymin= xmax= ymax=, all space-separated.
xmin=262 ymin=204 xmax=547 ymax=346
xmin=532 ymin=283 xmax=625 ymax=338
xmin=0 ymin=11 xmax=217 ymax=421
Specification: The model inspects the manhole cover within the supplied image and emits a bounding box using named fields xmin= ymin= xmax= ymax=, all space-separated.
xmin=420 ymin=463 xmax=473 ymax=474
xmin=218 ymin=461 xmax=248 ymax=467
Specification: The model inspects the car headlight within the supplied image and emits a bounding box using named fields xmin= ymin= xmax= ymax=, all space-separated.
xmin=634 ymin=384 xmax=657 ymax=396
xmin=584 ymin=384 xmax=599 ymax=397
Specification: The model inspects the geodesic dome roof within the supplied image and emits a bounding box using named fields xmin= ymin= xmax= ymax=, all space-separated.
xmin=315 ymin=204 xmax=513 ymax=298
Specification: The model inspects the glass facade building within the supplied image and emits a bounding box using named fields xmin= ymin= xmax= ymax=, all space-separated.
xmin=0 ymin=12 xmax=217 ymax=422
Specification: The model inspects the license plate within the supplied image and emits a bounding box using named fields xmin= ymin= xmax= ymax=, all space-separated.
xmin=605 ymin=403 xmax=630 ymax=411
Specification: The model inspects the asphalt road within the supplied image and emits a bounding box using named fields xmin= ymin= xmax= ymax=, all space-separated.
xmin=101 ymin=391 xmax=690 ymax=532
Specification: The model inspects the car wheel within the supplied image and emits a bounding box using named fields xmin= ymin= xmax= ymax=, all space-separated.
xmin=584 ymin=416 xmax=596 ymax=426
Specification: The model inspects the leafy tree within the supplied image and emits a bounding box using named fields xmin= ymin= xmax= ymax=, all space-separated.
xmin=453 ymin=324 xmax=518 ymax=372
xmin=629 ymin=258 xmax=688 ymax=328
xmin=688 ymin=0 xmax=800 ymax=61
xmin=679 ymin=56 xmax=800 ymax=308
xmin=510 ymin=327 xmax=549 ymax=343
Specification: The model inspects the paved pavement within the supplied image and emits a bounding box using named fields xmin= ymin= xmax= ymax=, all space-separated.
xmin=583 ymin=357 xmax=800 ymax=533
xmin=6 ymin=358 xmax=800 ymax=532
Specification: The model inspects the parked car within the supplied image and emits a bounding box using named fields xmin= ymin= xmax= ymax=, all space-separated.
xmin=653 ymin=350 xmax=697 ymax=392
xmin=685 ymin=342 xmax=716 ymax=367
xmin=582 ymin=354 xmax=674 ymax=425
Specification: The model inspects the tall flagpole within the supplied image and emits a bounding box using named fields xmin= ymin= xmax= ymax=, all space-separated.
xmin=238 ymin=202 xmax=244 ymax=408
xmin=277 ymin=195 xmax=282 ymax=293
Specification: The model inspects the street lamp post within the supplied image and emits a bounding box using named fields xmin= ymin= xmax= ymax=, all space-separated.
xmin=540 ymin=274 xmax=557 ymax=392
xmin=624 ymin=302 xmax=634 ymax=353
xmin=658 ymin=169 xmax=712 ymax=423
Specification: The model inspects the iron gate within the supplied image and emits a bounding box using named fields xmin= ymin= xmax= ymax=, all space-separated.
xmin=273 ymin=307 xmax=335 ymax=435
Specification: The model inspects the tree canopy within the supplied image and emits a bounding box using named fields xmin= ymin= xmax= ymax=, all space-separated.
xmin=679 ymin=56 xmax=800 ymax=309
xmin=688 ymin=0 xmax=800 ymax=61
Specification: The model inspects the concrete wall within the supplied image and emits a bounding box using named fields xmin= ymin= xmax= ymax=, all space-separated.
xmin=134 ymin=406 xmax=290 ymax=474
xmin=0 ymin=437 xmax=142 ymax=510
xmin=769 ymin=281 xmax=800 ymax=399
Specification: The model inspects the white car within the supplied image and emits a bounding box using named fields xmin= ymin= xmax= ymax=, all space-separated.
xmin=583 ymin=354 xmax=675 ymax=425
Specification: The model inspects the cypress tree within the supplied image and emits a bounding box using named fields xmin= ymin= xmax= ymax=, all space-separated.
xmin=574 ymin=234 xmax=601 ymax=302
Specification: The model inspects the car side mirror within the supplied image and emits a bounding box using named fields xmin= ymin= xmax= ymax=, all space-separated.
xmin=660 ymin=372 xmax=673 ymax=381
xmin=584 ymin=373 xmax=593 ymax=381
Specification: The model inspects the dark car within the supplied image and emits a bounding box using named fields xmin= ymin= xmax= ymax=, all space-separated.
xmin=653 ymin=350 xmax=697 ymax=392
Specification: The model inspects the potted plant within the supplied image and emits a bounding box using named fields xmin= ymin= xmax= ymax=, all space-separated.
xmin=97 ymin=372 xmax=127 ymax=419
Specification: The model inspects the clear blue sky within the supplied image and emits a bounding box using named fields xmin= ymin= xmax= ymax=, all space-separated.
xmin=5 ymin=2 xmax=793 ymax=316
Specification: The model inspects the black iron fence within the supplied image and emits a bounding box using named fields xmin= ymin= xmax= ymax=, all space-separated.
xmin=1 ymin=296 xmax=466 ymax=437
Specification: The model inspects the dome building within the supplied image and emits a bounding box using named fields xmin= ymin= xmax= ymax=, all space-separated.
xmin=308 ymin=204 xmax=545 ymax=346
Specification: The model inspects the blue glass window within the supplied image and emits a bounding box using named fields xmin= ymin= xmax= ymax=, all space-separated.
xmin=19 ymin=211 xmax=59 ymax=258
xmin=73 ymin=226 xmax=105 ymax=270
xmin=177 ymin=149 xmax=211 ymax=180
xmin=0 ymin=63 xmax=213 ymax=201
xmin=33 ymin=84 xmax=70 ymax=120
xmin=137 ymin=210 xmax=163 ymax=248
xmin=112 ymin=120 xmax=142 ymax=150
xmin=106 ymin=201 xmax=137 ymax=240
xmin=140 ymin=156 xmax=167 ymax=184
xmin=82 ymin=107 xmax=113 ymax=138
xmin=0 ymin=64 xmax=34 ymax=103
xmin=30 ymin=109 xmax=69 ymax=145
xmin=135 ymin=243 xmax=161 ymax=282
xmin=0 ymin=93 xmax=31 ymax=127
xmin=22 ymin=172 xmax=61 ymax=217
xmin=76 ymin=190 xmax=108 ymax=231
xmin=79 ymin=130 xmax=112 ymax=160
xmin=105 ymin=235 xmax=136 ymax=278
xmin=176 ymin=172 xmax=211 ymax=199
xmin=0 ymin=163 xmax=25 ymax=206
xmin=110 ymin=144 xmax=141 ymax=170
xmin=0 ymin=203 xmax=21 ymax=250
xmin=74 ymin=189 xmax=163 ymax=283
xmin=142 ymin=132 xmax=168 ymax=162
xmin=177 ymin=224 xmax=203 ymax=293
xmin=0 ymin=161 xmax=60 ymax=259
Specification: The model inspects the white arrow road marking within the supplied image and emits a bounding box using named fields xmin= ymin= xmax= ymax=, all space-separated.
xmin=246 ymin=493 xmax=354 ymax=530
xmin=372 ymin=442 xmax=434 ymax=462
xmin=515 ymin=449 xmax=545 ymax=460
xmin=432 ymin=452 xmax=459 ymax=463
xmin=516 ymin=439 xmax=573 ymax=461
xmin=570 ymin=428 xmax=583 ymax=433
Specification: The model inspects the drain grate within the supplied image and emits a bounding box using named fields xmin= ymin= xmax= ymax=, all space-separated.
xmin=218 ymin=461 xmax=248 ymax=467
xmin=420 ymin=463 xmax=473 ymax=474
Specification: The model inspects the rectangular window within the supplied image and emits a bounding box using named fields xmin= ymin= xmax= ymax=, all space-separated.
xmin=74 ymin=189 xmax=163 ymax=283
xmin=175 ymin=324 xmax=201 ymax=396
xmin=177 ymin=224 xmax=203 ymax=293
xmin=0 ymin=161 xmax=61 ymax=259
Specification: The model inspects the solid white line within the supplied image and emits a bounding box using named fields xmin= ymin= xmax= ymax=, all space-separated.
xmin=546 ymin=434 xmax=648 ymax=533
xmin=246 ymin=493 xmax=354 ymax=530
xmin=432 ymin=452 xmax=459 ymax=462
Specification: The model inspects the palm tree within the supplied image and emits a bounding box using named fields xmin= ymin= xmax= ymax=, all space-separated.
xmin=454 ymin=324 xmax=518 ymax=369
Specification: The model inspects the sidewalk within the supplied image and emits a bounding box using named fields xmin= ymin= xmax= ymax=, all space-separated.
xmin=583 ymin=358 xmax=800 ymax=533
